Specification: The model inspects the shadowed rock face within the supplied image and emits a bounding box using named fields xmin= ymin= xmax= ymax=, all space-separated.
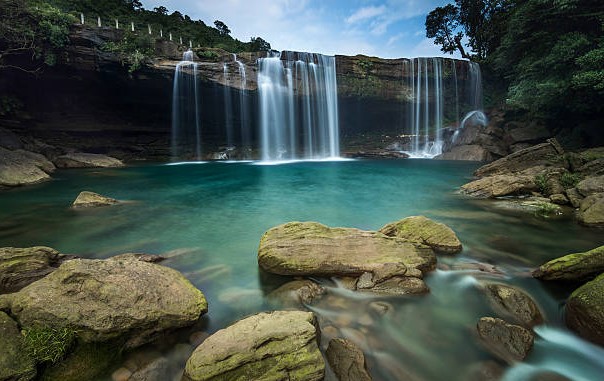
xmin=566 ymin=273 xmax=604 ymax=346
xmin=2 ymin=256 xmax=207 ymax=349
xmin=183 ymin=311 xmax=324 ymax=381
xmin=0 ymin=311 xmax=37 ymax=381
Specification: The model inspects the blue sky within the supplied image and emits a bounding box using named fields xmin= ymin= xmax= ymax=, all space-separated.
xmin=140 ymin=0 xmax=458 ymax=58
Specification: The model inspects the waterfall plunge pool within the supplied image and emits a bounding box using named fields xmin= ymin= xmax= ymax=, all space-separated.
xmin=1 ymin=160 xmax=602 ymax=380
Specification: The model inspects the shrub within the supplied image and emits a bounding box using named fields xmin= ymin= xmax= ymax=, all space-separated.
xmin=534 ymin=201 xmax=561 ymax=218
xmin=534 ymin=174 xmax=550 ymax=194
xmin=559 ymin=172 xmax=581 ymax=189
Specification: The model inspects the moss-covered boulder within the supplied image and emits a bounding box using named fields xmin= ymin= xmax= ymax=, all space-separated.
xmin=577 ymin=193 xmax=604 ymax=227
xmin=0 ymin=246 xmax=71 ymax=294
xmin=0 ymin=311 xmax=37 ymax=381
xmin=258 ymin=222 xmax=436 ymax=294
xmin=379 ymin=216 xmax=462 ymax=254
xmin=565 ymin=273 xmax=604 ymax=345
xmin=182 ymin=311 xmax=324 ymax=381
xmin=3 ymin=256 xmax=207 ymax=349
xmin=71 ymin=191 xmax=120 ymax=208
xmin=483 ymin=284 xmax=544 ymax=328
xmin=476 ymin=317 xmax=534 ymax=364
xmin=533 ymin=245 xmax=604 ymax=281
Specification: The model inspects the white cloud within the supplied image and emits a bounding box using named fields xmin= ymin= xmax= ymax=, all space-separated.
xmin=345 ymin=5 xmax=387 ymax=24
xmin=387 ymin=32 xmax=408 ymax=47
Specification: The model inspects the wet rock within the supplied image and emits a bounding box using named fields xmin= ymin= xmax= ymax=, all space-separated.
xmin=40 ymin=342 xmax=117 ymax=381
xmin=549 ymin=193 xmax=569 ymax=205
xmin=435 ymin=145 xmax=492 ymax=161
xmin=368 ymin=301 xmax=394 ymax=316
xmin=72 ymin=190 xmax=120 ymax=208
xmin=0 ymin=311 xmax=36 ymax=381
xmin=483 ymin=283 xmax=544 ymax=328
xmin=577 ymin=193 xmax=604 ymax=227
xmin=461 ymin=173 xmax=538 ymax=198
xmin=476 ymin=317 xmax=534 ymax=364
xmin=258 ymin=222 xmax=436 ymax=279
xmin=357 ymin=275 xmax=428 ymax=295
xmin=347 ymin=150 xmax=410 ymax=159
xmin=379 ymin=215 xmax=462 ymax=254
xmin=189 ymin=331 xmax=210 ymax=347
xmin=54 ymin=152 xmax=124 ymax=168
xmin=110 ymin=253 xmax=165 ymax=263
xmin=576 ymin=175 xmax=604 ymax=197
xmin=112 ymin=367 xmax=132 ymax=381
xmin=565 ymin=273 xmax=604 ymax=345
xmin=3 ymin=256 xmax=207 ymax=349
xmin=533 ymin=245 xmax=604 ymax=281
xmin=0 ymin=246 xmax=72 ymax=294
xmin=0 ymin=147 xmax=55 ymax=187
xmin=182 ymin=311 xmax=324 ymax=381
xmin=464 ymin=360 xmax=504 ymax=381
xmin=565 ymin=188 xmax=584 ymax=208
xmin=267 ymin=279 xmax=326 ymax=308
xmin=325 ymin=338 xmax=373 ymax=381
xmin=128 ymin=356 xmax=171 ymax=381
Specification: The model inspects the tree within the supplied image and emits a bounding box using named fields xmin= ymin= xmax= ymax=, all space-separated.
xmin=126 ymin=0 xmax=143 ymax=11
xmin=425 ymin=4 xmax=469 ymax=59
xmin=214 ymin=20 xmax=230 ymax=36
xmin=153 ymin=6 xmax=168 ymax=15
xmin=249 ymin=37 xmax=271 ymax=52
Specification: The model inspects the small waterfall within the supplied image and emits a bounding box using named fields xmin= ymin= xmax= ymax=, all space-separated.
xmin=223 ymin=60 xmax=234 ymax=148
xmin=258 ymin=51 xmax=339 ymax=162
xmin=171 ymin=50 xmax=202 ymax=160
xmin=405 ymin=58 xmax=485 ymax=158
xmin=234 ymin=55 xmax=251 ymax=156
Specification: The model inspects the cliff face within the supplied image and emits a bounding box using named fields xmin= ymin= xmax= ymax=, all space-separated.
xmin=0 ymin=25 xmax=476 ymax=160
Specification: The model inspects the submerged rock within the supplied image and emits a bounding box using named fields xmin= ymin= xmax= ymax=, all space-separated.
xmin=565 ymin=273 xmax=604 ymax=345
xmin=267 ymin=279 xmax=326 ymax=309
xmin=533 ymin=245 xmax=604 ymax=281
xmin=182 ymin=311 xmax=324 ymax=381
xmin=482 ymin=283 xmax=544 ymax=328
xmin=0 ymin=147 xmax=55 ymax=187
xmin=0 ymin=311 xmax=36 ymax=381
xmin=476 ymin=317 xmax=534 ymax=364
xmin=326 ymin=338 xmax=373 ymax=381
xmin=3 ymin=256 xmax=207 ymax=349
xmin=0 ymin=246 xmax=71 ymax=294
xmin=71 ymin=191 xmax=120 ymax=208
xmin=54 ymin=152 xmax=124 ymax=168
xmin=577 ymin=193 xmax=604 ymax=227
xmin=379 ymin=215 xmax=462 ymax=254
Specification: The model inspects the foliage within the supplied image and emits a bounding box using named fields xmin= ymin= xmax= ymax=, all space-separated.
xmin=214 ymin=20 xmax=230 ymax=36
xmin=0 ymin=95 xmax=24 ymax=116
xmin=534 ymin=201 xmax=561 ymax=218
xmin=102 ymin=31 xmax=153 ymax=72
xmin=249 ymin=37 xmax=271 ymax=52
xmin=22 ymin=326 xmax=77 ymax=364
xmin=425 ymin=4 xmax=468 ymax=58
xmin=357 ymin=59 xmax=374 ymax=76
xmin=560 ymin=172 xmax=582 ymax=189
xmin=534 ymin=174 xmax=550 ymax=195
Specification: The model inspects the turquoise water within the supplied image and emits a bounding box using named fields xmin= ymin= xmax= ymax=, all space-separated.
xmin=1 ymin=160 xmax=603 ymax=380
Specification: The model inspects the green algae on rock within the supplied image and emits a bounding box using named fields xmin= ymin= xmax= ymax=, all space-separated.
xmin=533 ymin=245 xmax=604 ymax=281
xmin=379 ymin=215 xmax=462 ymax=254
xmin=0 ymin=246 xmax=69 ymax=294
xmin=0 ymin=311 xmax=37 ymax=381
xmin=71 ymin=191 xmax=120 ymax=208
xmin=565 ymin=273 xmax=604 ymax=346
xmin=482 ymin=283 xmax=544 ymax=328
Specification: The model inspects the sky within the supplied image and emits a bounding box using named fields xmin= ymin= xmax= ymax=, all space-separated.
xmin=140 ymin=0 xmax=460 ymax=59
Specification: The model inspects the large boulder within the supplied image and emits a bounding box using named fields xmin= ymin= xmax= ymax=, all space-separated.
xmin=482 ymin=284 xmax=544 ymax=328
xmin=435 ymin=145 xmax=493 ymax=162
xmin=576 ymin=176 xmax=604 ymax=197
xmin=577 ymin=193 xmax=604 ymax=227
xmin=71 ymin=191 xmax=120 ymax=208
xmin=54 ymin=152 xmax=124 ymax=168
xmin=325 ymin=338 xmax=372 ymax=381
xmin=533 ymin=245 xmax=604 ymax=281
xmin=0 ymin=311 xmax=36 ymax=381
xmin=565 ymin=273 xmax=604 ymax=345
xmin=0 ymin=246 xmax=71 ymax=294
xmin=182 ymin=311 xmax=324 ymax=381
xmin=379 ymin=216 xmax=462 ymax=254
xmin=476 ymin=317 xmax=534 ymax=364
xmin=460 ymin=173 xmax=537 ymax=198
xmin=3 ymin=256 xmax=207 ymax=349
xmin=258 ymin=222 xmax=436 ymax=295
xmin=0 ymin=147 xmax=55 ymax=187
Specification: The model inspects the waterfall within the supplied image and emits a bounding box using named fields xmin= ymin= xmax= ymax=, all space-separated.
xmin=405 ymin=58 xmax=485 ymax=158
xmin=171 ymin=50 xmax=202 ymax=160
xmin=258 ymin=51 xmax=339 ymax=162
xmin=234 ymin=55 xmax=251 ymax=156
xmin=223 ymin=60 xmax=234 ymax=148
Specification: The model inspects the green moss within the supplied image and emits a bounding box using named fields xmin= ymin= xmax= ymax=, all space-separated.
xmin=22 ymin=326 xmax=77 ymax=364
xmin=560 ymin=173 xmax=582 ymax=189
xmin=534 ymin=174 xmax=550 ymax=194
xmin=534 ymin=245 xmax=604 ymax=280
xmin=40 ymin=342 xmax=120 ymax=381
xmin=534 ymin=201 xmax=561 ymax=218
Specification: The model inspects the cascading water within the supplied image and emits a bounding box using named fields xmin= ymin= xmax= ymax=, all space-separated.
xmin=234 ymin=54 xmax=251 ymax=155
xmin=171 ymin=50 xmax=202 ymax=160
xmin=223 ymin=60 xmax=234 ymax=149
xmin=258 ymin=51 xmax=339 ymax=162
xmin=404 ymin=58 xmax=486 ymax=158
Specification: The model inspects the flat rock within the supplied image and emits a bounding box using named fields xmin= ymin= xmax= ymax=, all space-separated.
xmin=3 ymin=256 xmax=207 ymax=349
xmin=577 ymin=193 xmax=604 ymax=227
xmin=0 ymin=147 xmax=55 ymax=187
xmin=72 ymin=191 xmax=119 ymax=208
xmin=435 ymin=145 xmax=492 ymax=161
xmin=54 ymin=152 xmax=124 ymax=168
xmin=533 ymin=245 xmax=604 ymax=281
xmin=182 ymin=311 xmax=324 ymax=381
xmin=258 ymin=222 xmax=436 ymax=279
xmin=0 ymin=311 xmax=36 ymax=381
xmin=379 ymin=216 xmax=462 ymax=254
xmin=326 ymin=338 xmax=372 ymax=381
xmin=576 ymin=175 xmax=604 ymax=197
xmin=356 ymin=275 xmax=428 ymax=295
xmin=0 ymin=246 xmax=69 ymax=294
xmin=483 ymin=283 xmax=544 ymax=328
xmin=461 ymin=173 xmax=537 ymax=198
xmin=476 ymin=317 xmax=534 ymax=364
xmin=565 ymin=273 xmax=604 ymax=345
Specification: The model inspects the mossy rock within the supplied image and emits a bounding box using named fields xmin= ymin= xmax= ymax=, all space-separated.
xmin=379 ymin=216 xmax=462 ymax=254
xmin=533 ymin=245 xmax=604 ymax=281
xmin=577 ymin=193 xmax=604 ymax=227
xmin=0 ymin=246 xmax=65 ymax=294
xmin=0 ymin=311 xmax=36 ymax=381
xmin=565 ymin=273 xmax=604 ymax=346
xmin=40 ymin=342 xmax=119 ymax=381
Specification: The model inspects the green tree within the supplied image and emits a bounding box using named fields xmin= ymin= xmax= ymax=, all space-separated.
xmin=214 ymin=20 xmax=230 ymax=36
xmin=153 ymin=6 xmax=168 ymax=15
xmin=249 ymin=37 xmax=271 ymax=51
xmin=425 ymin=4 xmax=469 ymax=59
